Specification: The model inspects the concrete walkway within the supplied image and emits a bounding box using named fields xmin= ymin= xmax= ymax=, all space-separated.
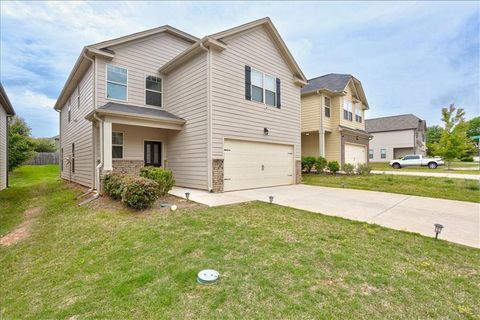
xmin=170 ymin=185 xmax=480 ymax=248
xmin=371 ymin=170 xmax=480 ymax=180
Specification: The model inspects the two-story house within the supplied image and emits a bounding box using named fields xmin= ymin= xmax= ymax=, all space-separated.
xmin=366 ymin=114 xmax=427 ymax=161
xmin=301 ymin=74 xmax=371 ymax=166
xmin=54 ymin=17 xmax=307 ymax=193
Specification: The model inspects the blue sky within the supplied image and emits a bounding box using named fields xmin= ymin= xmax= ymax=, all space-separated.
xmin=1 ymin=1 xmax=478 ymax=137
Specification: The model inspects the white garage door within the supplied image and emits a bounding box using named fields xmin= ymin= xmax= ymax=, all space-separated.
xmin=223 ymin=139 xmax=294 ymax=191
xmin=345 ymin=143 xmax=367 ymax=165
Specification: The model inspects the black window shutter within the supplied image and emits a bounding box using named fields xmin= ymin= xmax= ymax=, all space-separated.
xmin=245 ymin=65 xmax=251 ymax=101
xmin=276 ymin=78 xmax=281 ymax=108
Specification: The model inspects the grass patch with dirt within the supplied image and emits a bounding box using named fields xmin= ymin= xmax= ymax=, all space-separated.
xmin=303 ymin=173 xmax=480 ymax=203
xmin=370 ymin=161 xmax=480 ymax=175
xmin=1 ymin=166 xmax=479 ymax=319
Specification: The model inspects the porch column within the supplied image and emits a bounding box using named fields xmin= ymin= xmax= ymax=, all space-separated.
xmin=103 ymin=120 xmax=113 ymax=170
xmin=319 ymin=130 xmax=326 ymax=157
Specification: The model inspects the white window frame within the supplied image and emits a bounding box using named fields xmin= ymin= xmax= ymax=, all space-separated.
xmin=250 ymin=67 xmax=278 ymax=108
xmin=112 ymin=131 xmax=124 ymax=159
xmin=380 ymin=148 xmax=386 ymax=159
xmin=77 ymin=86 xmax=81 ymax=109
xmin=355 ymin=105 xmax=363 ymax=123
xmin=144 ymin=74 xmax=163 ymax=108
xmin=106 ymin=64 xmax=128 ymax=102
xmin=343 ymin=99 xmax=353 ymax=121
xmin=369 ymin=148 xmax=374 ymax=159
xmin=324 ymin=97 xmax=331 ymax=118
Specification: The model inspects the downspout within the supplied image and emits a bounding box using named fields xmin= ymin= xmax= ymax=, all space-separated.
xmin=200 ymin=42 xmax=213 ymax=192
xmin=82 ymin=50 xmax=98 ymax=191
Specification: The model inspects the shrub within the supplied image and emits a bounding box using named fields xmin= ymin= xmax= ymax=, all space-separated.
xmin=140 ymin=166 xmax=176 ymax=196
xmin=121 ymin=175 xmax=159 ymax=209
xmin=314 ymin=156 xmax=327 ymax=173
xmin=357 ymin=163 xmax=372 ymax=175
xmin=301 ymin=156 xmax=316 ymax=173
xmin=460 ymin=156 xmax=474 ymax=162
xmin=103 ymin=172 xmax=125 ymax=199
xmin=342 ymin=163 xmax=355 ymax=175
xmin=327 ymin=161 xmax=340 ymax=174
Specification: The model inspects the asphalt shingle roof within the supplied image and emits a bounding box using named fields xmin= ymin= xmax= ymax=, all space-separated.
xmin=365 ymin=114 xmax=423 ymax=133
xmin=98 ymin=102 xmax=184 ymax=121
xmin=301 ymin=73 xmax=353 ymax=94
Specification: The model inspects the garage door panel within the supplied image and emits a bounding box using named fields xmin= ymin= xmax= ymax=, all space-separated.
xmin=345 ymin=144 xmax=367 ymax=165
xmin=224 ymin=139 xmax=294 ymax=191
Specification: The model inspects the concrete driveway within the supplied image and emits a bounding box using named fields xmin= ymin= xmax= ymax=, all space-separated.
xmin=170 ymin=185 xmax=480 ymax=248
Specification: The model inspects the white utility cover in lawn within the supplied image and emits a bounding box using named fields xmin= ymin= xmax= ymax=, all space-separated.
xmin=223 ymin=139 xmax=294 ymax=191
xmin=345 ymin=143 xmax=367 ymax=165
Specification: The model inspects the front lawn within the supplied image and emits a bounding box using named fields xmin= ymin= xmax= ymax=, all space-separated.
xmin=370 ymin=161 xmax=480 ymax=175
xmin=1 ymin=166 xmax=479 ymax=319
xmin=303 ymin=173 xmax=480 ymax=203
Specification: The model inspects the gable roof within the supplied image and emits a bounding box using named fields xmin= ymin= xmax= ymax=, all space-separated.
xmin=54 ymin=26 xmax=198 ymax=111
xmin=302 ymin=73 xmax=369 ymax=108
xmin=0 ymin=82 xmax=15 ymax=116
xmin=160 ymin=17 xmax=307 ymax=84
xmin=365 ymin=114 xmax=425 ymax=133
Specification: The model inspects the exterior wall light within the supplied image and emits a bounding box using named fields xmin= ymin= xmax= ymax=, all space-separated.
xmin=434 ymin=223 xmax=444 ymax=239
xmin=264 ymin=127 xmax=269 ymax=136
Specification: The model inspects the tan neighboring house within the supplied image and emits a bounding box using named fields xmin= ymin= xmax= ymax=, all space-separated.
xmin=0 ymin=83 xmax=16 ymax=191
xmin=54 ymin=17 xmax=307 ymax=193
xmin=366 ymin=114 xmax=427 ymax=162
xmin=301 ymin=74 xmax=371 ymax=166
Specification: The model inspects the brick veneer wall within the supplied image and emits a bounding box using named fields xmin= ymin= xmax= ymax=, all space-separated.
xmin=212 ymin=159 xmax=224 ymax=193
xmin=295 ymin=160 xmax=301 ymax=184
xmin=112 ymin=160 xmax=144 ymax=175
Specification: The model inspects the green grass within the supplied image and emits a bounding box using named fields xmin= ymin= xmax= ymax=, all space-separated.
xmin=370 ymin=161 xmax=480 ymax=175
xmin=0 ymin=165 xmax=59 ymax=236
xmin=1 ymin=166 xmax=479 ymax=319
xmin=303 ymin=173 xmax=480 ymax=203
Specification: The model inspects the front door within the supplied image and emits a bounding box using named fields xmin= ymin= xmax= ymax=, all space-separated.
xmin=144 ymin=141 xmax=162 ymax=167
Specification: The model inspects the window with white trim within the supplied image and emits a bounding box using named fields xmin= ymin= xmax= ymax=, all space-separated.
xmin=107 ymin=65 xmax=127 ymax=101
xmin=145 ymin=75 xmax=162 ymax=107
xmin=324 ymin=97 xmax=331 ymax=117
xmin=112 ymin=132 xmax=124 ymax=159
xmin=343 ymin=99 xmax=353 ymax=121
xmin=355 ymin=106 xmax=362 ymax=123
xmin=264 ymin=74 xmax=276 ymax=106
xmin=369 ymin=149 xmax=373 ymax=159
xmin=250 ymin=68 xmax=278 ymax=107
xmin=380 ymin=148 xmax=386 ymax=159
xmin=251 ymin=69 xmax=263 ymax=103
xmin=77 ymin=86 xmax=81 ymax=109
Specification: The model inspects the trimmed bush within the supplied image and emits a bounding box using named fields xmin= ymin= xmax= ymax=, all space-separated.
xmin=121 ymin=175 xmax=159 ymax=209
xmin=327 ymin=161 xmax=340 ymax=174
xmin=140 ymin=166 xmax=175 ymax=196
xmin=460 ymin=156 xmax=474 ymax=162
xmin=357 ymin=163 xmax=372 ymax=175
xmin=314 ymin=156 xmax=327 ymax=173
xmin=301 ymin=156 xmax=316 ymax=173
xmin=342 ymin=163 xmax=355 ymax=175
xmin=103 ymin=172 xmax=124 ymax=199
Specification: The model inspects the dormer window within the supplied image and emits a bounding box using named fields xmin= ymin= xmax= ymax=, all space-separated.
xmin=355 ymin=106 xmax=362 ymax=123
xmin=145 ymin=75 xmax=162 ymax=107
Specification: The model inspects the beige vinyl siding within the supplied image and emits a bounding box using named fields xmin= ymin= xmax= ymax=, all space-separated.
xmin=301 ymin=132 xmax=319 ymax=157
xmin=60 ymin=63 xmax=94 ymax=187
xmin=0 ymin=106 xmax=7 ymax=190
xmin=165 ymin=53 xmax=208 ymax=190
xmin=324 ymin=95 xmax=342 ymax=163
xmin=111 ymin=124 xmax=168 ymax=161
xmin=211 ymin=26 xmax=301 ymax=160
xmin=369 ymin=129 xmax=415 ymax=162
xmin=322 ymin=94 xmax=333 ymax=131
xmin=301 ymin=94 xmax=320 ymax=132
xmin=97 ymin=33 xmax=192 ymax=108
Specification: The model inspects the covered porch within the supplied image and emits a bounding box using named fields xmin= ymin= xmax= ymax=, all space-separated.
xmin=86 ymin=102 xmax=185 ymax=190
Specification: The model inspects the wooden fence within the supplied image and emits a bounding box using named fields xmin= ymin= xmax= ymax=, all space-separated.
xmin=25 ymin=152 xmax=59 ymax=165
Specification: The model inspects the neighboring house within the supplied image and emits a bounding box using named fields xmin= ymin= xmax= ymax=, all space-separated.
xmin=301 ymin=74 xmax=371 ymax=166
xmin=365 ymin=114 xmax=427 ymax=162
xmin=54 ymin=17 xmax=307 ymax=193
xmin=0 ymin=83 xmax=16 ymax=191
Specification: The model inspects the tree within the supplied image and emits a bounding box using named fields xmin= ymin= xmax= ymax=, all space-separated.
xmin=33 ymin=138 xmax=57 ymax=153
xmin=433 ymin=104 xmax=472 ymax=169
xmin=425 ymin=125 xmax=443 ymax=156
xmin=8 ymin=117 xmax=35 ymax=170
xmin=466 ymin=116 xmax=480 ymax=138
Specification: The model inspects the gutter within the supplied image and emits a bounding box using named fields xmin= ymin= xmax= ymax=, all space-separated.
xmin=199 ymin=42 xmax=213 ymax=192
